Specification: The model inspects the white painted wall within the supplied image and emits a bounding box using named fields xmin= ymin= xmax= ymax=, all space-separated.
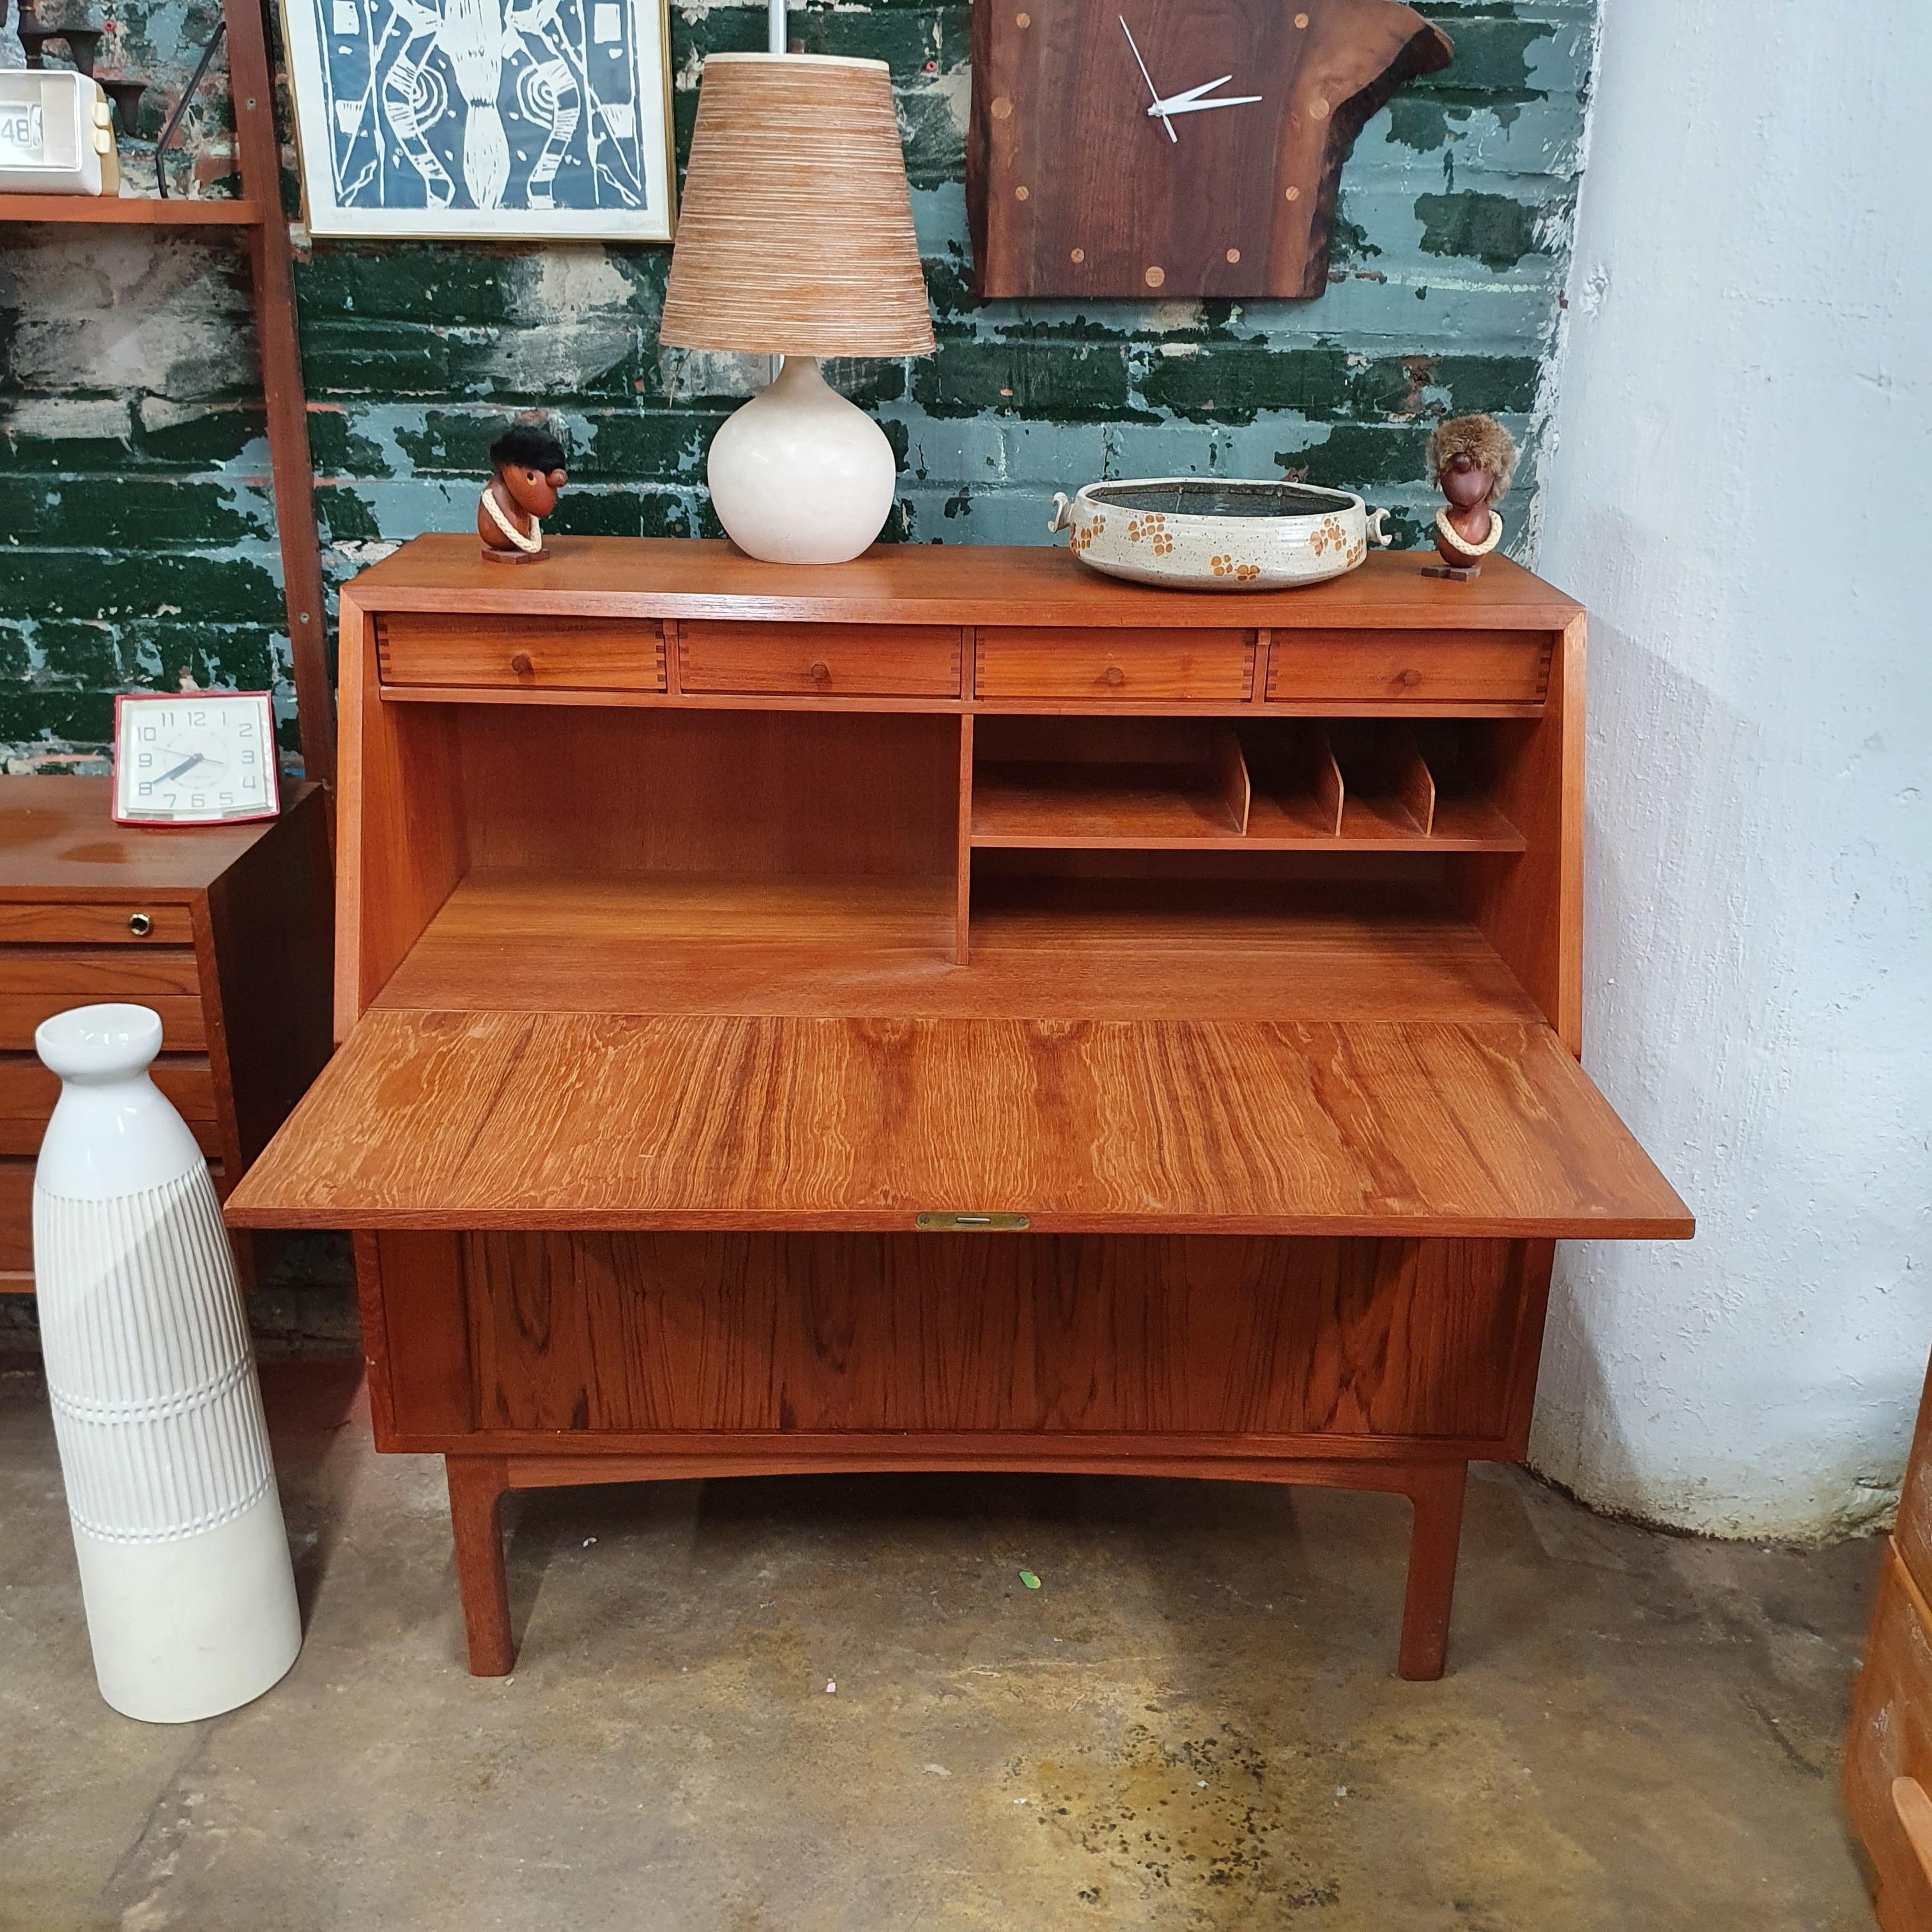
xmin=1528 ymin=1 xmax=1932 ymax=1537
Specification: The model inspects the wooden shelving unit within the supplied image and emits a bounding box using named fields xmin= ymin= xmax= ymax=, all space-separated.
xmin=971 ymin=714 xmax=1526 ymax=856
xmin=0 ymin=193 xmax=265 ymax=223
xmin=0 ymin=0 xmax=335 ymax=788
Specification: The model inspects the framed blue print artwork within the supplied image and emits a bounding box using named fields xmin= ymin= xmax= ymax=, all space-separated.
xmin=281 ymin=0 xmax=675 ymax=240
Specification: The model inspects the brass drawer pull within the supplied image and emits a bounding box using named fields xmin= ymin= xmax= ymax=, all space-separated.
xmin=915 ymin=1211 xmax=1031 ymax=1232
xmin=509 ymin=652 xmax=535 ymax=677
xmin=127 ymin=913 xmax=153 ymax=937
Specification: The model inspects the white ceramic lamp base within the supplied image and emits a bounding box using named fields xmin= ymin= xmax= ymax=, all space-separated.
xmin=707 ymin=356 xmax=897 ymax=564
xmin=34 ymin=1004 xmax=302 ymax=1724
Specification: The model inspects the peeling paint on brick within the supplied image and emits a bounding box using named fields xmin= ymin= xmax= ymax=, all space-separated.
xmin=1 ymin=0 xmax=1595 ymax=765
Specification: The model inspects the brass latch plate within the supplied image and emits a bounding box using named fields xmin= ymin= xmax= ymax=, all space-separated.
xmin=914 ymin=1211 xmax=1031 ymax=1232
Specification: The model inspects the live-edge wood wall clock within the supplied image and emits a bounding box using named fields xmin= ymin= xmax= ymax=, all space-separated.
xmin=968 ymin=0 xmax=1452 ymax=298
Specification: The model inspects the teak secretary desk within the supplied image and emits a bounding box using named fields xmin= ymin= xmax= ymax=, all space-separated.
xmin=224 ymin=537 xmax=1691 ymax=1681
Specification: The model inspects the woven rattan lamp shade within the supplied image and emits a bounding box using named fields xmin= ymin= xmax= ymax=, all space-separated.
xmin=660 ymin=54 xmax=935 ymax=358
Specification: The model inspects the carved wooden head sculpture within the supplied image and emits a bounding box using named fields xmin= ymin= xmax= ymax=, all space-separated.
xmin=491 ymin=425 xmax=569 ymax=520
xmin=1425 ymin=413 xmax=1516 ymax=572
xmin=480 ymin=424 xmax=569 ymax=564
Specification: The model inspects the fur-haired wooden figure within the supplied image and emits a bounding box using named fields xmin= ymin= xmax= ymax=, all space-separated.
xmin=479 ymin=425 xmax=568 ymax=564
xmin=1423 ymin=413 xmax=1517 ymax=580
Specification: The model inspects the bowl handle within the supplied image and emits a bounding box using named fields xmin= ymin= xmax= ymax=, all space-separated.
xmin=1047 ymin=491 xmax=1074 ymax=536
xmin=1365 ymin=507 xmax=1393 ymax=548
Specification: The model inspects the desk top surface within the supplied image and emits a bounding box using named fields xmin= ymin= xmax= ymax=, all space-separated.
xmin=0 ymin=778 xmax=320 ymax=893
xmin=224 ymin=1008 xmax=1690 ymax=1240
xmin=345 ymin=537 xmax=1584 ymax=631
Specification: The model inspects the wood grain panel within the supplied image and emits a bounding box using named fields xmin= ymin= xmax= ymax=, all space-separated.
xmin=1268 ymin=630 xmax=1550 ymax=705
xmin=0 ymin=1156 xmax=31 ymax=1270
xmin=0 ymin=991 xmax=204 ymax=1050
xmin=378 ymin=613 xmax=664 ymax=691
xmin=1448 ymin=615 xmax=1584 ymax=1047
xmin=1845 ymin=1546 xmax=1932 ymax=1932
xmin=1893 ymin=1353 xmax=1932 ymax=1606
xmin=0 ymin=947 xmax=201 ymax=999
xmin=338 ymin=594 xmax=470 ymax=1034
xmin=0 ymin=777 xmax=301 ymax=893
xmin=372 ymin=871 xmax=1537 ymax=1023
xmin=345 ymin=537 xmax=1585 ymax=632
xmin=226 ymin=1008 xmax=1692 ymax=1238
xmin=204 ymin=782 xmax=336 ymax=1169
xmin=454 ymin=707 xmax=958 ymax=880
xmin=453 ymin=1232 xmax=1522 ymax=1441
xmin=977 ymin=628 xmax=1253 ymax=702
xmin=0 ymin=1112 xmax=221 ymax=1159
xmin=0 ymin=902 xmax=194 ymax=945
xmin=365 ymin=1230 xmax=476 ymax=1445
xmin=0 ymin=1053 xmax=216 ymax=1120
xmin=680 ymin=622 xmax=962 ymax=697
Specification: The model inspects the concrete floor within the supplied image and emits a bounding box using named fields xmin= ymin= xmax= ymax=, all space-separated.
xmin=0 ymin=1362 xmax=1882 ymax=1932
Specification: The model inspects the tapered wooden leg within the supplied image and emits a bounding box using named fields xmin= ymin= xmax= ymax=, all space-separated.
xmin=446 ymin=1455 xmax=514 ymax=1676
xmin=1397 ymin=1462 xmax=1468 ymax=1681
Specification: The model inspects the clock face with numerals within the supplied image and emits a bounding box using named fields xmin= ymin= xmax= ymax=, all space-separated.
xmin=968 ymin=0 xmax=1451 ymax=300
xmin=113 ymin=692 xmax=280 ymax=825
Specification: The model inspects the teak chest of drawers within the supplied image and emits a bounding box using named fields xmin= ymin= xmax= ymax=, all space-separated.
xmin=226 ymin=539 xmax=1691 ymax=1682
xmin=0 ymin=779 xmax=333 ymax=1288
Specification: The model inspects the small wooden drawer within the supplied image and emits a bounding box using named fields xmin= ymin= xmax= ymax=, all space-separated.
xmin=0 ymin=946 xmax=201 ymax=1002
xmin=1846 ymin=1547 xmax=1932 ymax=1931
xmin=378 ymin=614 xmax=665 ymax=692
xmin=976 ymin=628 xmax=1254 ymax=702
xmin=0 ymin=1050 xmax=217 ymax=1131
xmin=0 ymin=1140 xmax=225 ymax=1280
xmin=0 ymin=990 xmax=204 ymax=1052
xmin=678 ymin=623 xmax=962 ymax=698
xmin=0 ymin=901 xmax=194 ymax=945
xmin=1267 ymin=629 xmax=1551 ymax=706
xmin=0 ymin=1109 xmax=221 ymax=1158
xmin=0 ymin=1156 xmax=31 ymax=1272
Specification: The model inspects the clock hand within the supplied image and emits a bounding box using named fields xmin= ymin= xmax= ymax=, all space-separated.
xmin=159 ymin=752 xmax=206 ymax=783
xmin=1148 ymin=91 xmax=1264 ymax=117
xmin=1150 ymin=75 xmax=1235 ymax=111
xmin=1118 ymin=15 xmax=1178 ymax=142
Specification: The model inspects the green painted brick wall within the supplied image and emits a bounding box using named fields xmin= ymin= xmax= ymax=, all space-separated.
xmin=0 ymin=0 xmax=1596 ymax=769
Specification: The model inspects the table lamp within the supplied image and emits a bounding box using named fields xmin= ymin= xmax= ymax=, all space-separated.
xmin=659 ymin=52 xmax=935 ymax=564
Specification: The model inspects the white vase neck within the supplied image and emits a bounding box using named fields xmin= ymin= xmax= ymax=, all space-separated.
xmin=37 ymin=1004 xmax=163 ymax=1085
xmin=36 ymin=1002 xmax=204 ymax=1197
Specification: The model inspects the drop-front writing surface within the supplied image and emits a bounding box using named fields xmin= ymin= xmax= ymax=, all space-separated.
xmin=225 ymin=537 xmax=1688 ymax=1683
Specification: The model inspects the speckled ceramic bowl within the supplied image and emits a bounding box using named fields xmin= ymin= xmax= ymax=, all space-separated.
xmin=1048 ymin=478 xmax=1392 ymax=589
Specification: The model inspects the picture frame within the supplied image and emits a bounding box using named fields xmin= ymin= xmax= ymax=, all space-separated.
xmin=279 ymin=0 xmax=676 ymax=241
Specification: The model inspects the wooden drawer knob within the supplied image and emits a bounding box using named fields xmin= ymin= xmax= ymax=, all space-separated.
xmin=1397 ymin=668 xmax=1423 ymax=688
xmin=509 ymin=652 xmax=535 ymax=677
xmin=1104 ymin=664 xmax=1125 ymax=687
xmin=126 ymin=912 xmax=152 ymax=937
xmin=809 ymin=660 xmax=831 ymax=683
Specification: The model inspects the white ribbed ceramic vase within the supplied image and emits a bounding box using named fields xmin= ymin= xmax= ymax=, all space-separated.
xmin=33 ymin=1004 xmax=301 ymax=1723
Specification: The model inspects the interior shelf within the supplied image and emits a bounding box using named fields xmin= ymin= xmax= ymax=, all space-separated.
xmin=971 ymin=716 xmax=1524 ymax=853
xmin=0 ymin=194 xmax=263 ymax=225
xmin=973 ymin=719 xmax=1250 ymax=847
xmin=372 ymin=868 xmax=1543 ymax=1027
